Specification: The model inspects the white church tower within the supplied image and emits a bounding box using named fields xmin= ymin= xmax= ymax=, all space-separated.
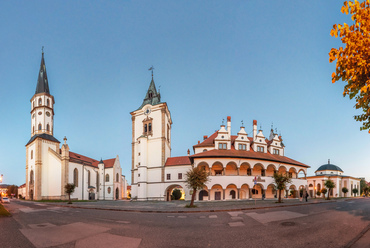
xmin=25 ymin=51 xmax=63 ymax=200
xmin=130 ymin=71 xmax=172 ymax=200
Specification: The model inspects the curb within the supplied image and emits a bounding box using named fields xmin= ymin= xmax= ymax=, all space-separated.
xmin=47 ymin=199 xmax=339 ymax=214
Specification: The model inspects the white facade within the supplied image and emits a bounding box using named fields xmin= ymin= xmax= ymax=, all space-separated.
xmin=131 ymin=78 xmax=309 ymax=201
xmin=25 ymin=52 xmax=126 ymax=201
xmin=307 ymin=162 xmax=361 ymax=198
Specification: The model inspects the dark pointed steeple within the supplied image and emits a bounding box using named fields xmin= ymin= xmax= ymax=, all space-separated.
xmin=35 ymin=50 xmax=50 ymax=94
xmin=138 ymin=77 xmax=162 ymax=109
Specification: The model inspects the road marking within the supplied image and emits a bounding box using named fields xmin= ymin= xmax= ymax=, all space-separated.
xmin=167 ymin=216 xmax=175 ymax=218
xmin=231 ymin=216 xmax=243 ymax=221
xmin=117 ymin=221 xmax=131 ymax=224
xmin=229 ymin=222 xmax=245 ymax=227
xmin=245 ymin=211 xmax=307 ymax=224
xmin=178 ymin=216 xmax=187 ymax=218
xmin=199 ymin=216 xmax=206 ymax=219
xmin=228 ymin=211 xmax=243 ymax=217
xmin=209 ymin=215 xmax=218 ymax=219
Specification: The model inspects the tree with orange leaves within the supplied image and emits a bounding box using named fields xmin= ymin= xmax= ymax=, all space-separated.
xmin=329 ymin=0 xmax=370 ymax=132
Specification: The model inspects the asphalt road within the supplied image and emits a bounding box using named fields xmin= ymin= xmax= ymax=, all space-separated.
xmin=1 ymin=198 xmax=370 ymax=248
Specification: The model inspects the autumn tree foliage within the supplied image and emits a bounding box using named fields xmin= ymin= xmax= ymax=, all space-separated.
xmin=185 ymin=167 xmax=209 ymax=207
xmin=329 ymin=0 xmax=370 ymax=132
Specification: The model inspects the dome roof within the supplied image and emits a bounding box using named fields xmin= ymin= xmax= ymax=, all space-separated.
xmin=315 ymin=163 xmax=343 ymax=172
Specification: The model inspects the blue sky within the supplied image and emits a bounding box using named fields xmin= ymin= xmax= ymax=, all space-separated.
xmin=1 ymin=1 xmax=369 ymax=186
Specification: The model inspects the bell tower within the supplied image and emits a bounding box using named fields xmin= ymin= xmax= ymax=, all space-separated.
xmin=130 ymin=72 xmax=172 ymax=200
xmin=26 ymin=50 xmax=60 ymax=201
xmin=30 ymin=50 xmax=55 ymax=136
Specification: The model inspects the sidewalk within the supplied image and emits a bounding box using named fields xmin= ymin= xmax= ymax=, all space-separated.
xmin=44 ymin=197 xmax=350 ymax=213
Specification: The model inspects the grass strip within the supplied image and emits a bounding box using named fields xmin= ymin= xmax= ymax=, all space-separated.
xmin=0 ymin=203 xmax=11 ymax=217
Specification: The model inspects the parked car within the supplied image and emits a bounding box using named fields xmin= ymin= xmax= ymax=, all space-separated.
xmin=1 ymin=197 xmax=10 ymax=203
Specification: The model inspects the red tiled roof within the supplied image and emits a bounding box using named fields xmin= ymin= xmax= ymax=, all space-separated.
xmin=190 ymin=149 xmax=309 ymax=168
xmin=127 ymin=186 xmax=131 ymax=190
xmin=69 ymin=151 xmax=99 ymax=167
xmin=69 ymin=151 xmax=115 ymax=168
xmin=19 ymin=183 xmax=26 ymax=188
xmin=193 ymin=131 xmax=218 ymax=148
xmin=165 ymin=156 xmax=192 ymax=166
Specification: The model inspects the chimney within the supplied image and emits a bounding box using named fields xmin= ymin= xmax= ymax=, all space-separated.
xmin=187 ymin=149 xmax=190 ymax=156
xmin=227 ymin=116 xmax=231 ymax=137
xmin=198 ymin=141 xmax=200 ymax=144
xmin=253 ymin=120 xmax=257 ymax=140
xmin=203 ymin=135 xmax=208 ymax=140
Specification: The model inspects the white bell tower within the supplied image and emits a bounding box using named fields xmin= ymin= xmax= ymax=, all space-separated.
xmin=130 ymin=71 xmax=172 ymax=200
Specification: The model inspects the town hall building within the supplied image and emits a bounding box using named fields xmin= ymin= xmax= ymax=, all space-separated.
xmin=25 ymin=52 xmax=127 ymax=201
xmin=130 ymin=75 xmax=310 ymax=201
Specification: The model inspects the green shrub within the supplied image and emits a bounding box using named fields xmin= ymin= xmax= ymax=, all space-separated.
xmin=171 ymin=189 xmax=182 ymax=200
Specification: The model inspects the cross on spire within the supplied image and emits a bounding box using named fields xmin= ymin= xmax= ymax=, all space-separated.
xmin=148 ymin=66 xmax=154 ymax=78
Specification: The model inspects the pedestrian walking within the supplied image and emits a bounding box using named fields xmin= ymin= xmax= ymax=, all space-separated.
xmin=305 ymin=191 xmax=309 ymax=202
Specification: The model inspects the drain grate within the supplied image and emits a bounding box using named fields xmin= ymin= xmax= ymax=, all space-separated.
xmin=281 ymin=221 xmax=296 ymax=226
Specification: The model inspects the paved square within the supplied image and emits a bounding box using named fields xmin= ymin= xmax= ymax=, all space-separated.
xmin=245 ymin=211 xmax=307 ymax=224
xmin=229 ymin=222 xmax=245 ymax=227
xmin=20 ymin=222 xmax=110 ymax=248
xmin=75 ymin=233 xmax=141 ymax=248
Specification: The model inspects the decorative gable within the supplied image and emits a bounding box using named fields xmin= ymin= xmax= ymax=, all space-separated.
xmin=252 ymin=130 xmax=267 ymax=153
xmin=215 ymin=125 xmax=231 ymax=150
xmin=235 ymin=127 xmax=250 ymax=151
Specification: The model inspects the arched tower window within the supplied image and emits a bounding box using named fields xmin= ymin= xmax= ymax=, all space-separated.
xmin=106 ymin=174 xmax=109 ymax=182
xmin=38 ymin=98 xmax=42 ymax=106
xmin=73 ymin=168 xmax=78 ymax=187
xmin=31 ymin=150 xmax=33 ymax=160
xmin=47 ymin=99 xmax=50 ymax=107
xmin=148 ymin=91 xmax=153 ymax=98
xmin=143 ymin=118 xmax=153 ymax=136
xmin=88 ymin=171 xmax=91 ymax=187
xmin=30 ymin=170 xmax=34 ymax=184
xmin=46 ymin=124 xmax=50 ymax=131
xmin=33 ymin=126 xmax=35 ymax=133
xmin=38 ymin=124 xmax=42 ymax=131
xmin=116 ymin=173 xmax=119 ymax=182
xmin=33 ymin=102 xmax=35 ymax=108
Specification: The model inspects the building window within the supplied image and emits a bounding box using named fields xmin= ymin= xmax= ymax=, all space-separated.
xmin=46 ymin=124 xmax=50 ymax=131
xmin=215 ymin=170 xmax=222 ymax=175
xmin=203 ymin=149 xmax=208 ymax=152
xmin=247 ymin=168 xmax=252 ymax=176
xmin=108 ymin=187 xmax=111 ymax=194
xmin=261 ymin=169 xmax=265 ymax=176
xmin=116 ymin=173 xmax=119 ymax=182
xmin=288 ymin=172 xmax=292 ymax=178
xmin=273 ymin=149 xmax=279 ymax=155
xmin=31 ymin=150 xmax=33 ymax=160
xmin=30 ymin=170 xmax=34 ymax=184
xmin=38 ymin=98 xmax=42 ymax=106
xmin=143 ymin=118 xmax=153 ymax=136
xmin=239 ymin=144 xmax=246 ymax=150
xmin=257 ymin=146 xmax=264 ymax=152
xmin=96 ymin=172 xmax=99 ymax=192
xmin=178 ymin=173 xmax=182 ymax=179
xmin=218 ymin=143 xmax=227 ymax=150
xmin=47 ymin=99 xmax=50 ymax=107
xmin=33 ymin=126 xmax=35 ymax=133
xmin=88 ymin=171 xmax=91 ymax=186
xmin=73 ymin=168 xmax=78 ymax=187
xmin=167 ymin=124 xmax=170 ymax=142
xmin=138 ymin=173 xmax=140 ymax=177
xmin=167 ymin=174 xmax=171 ymax=180
xmin=106 ymin=174 xmax=109 ymax=182
xmin=38 ymin=124 xmax=42 ymax=130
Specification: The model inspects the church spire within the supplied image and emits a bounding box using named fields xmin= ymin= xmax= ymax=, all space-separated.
xmin=35 ymin=49 xmax=50 ymax=94
xmin=137 ymin=71 xmax=161 ymax=109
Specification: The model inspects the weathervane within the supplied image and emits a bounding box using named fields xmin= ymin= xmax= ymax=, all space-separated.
xmin=148 ymin=66 xmax=154 ymax=78
xmin=241 ymin=120 xmax=244 ymax=127
xmin=42 ymin=46 xmax=44 ymax=54
xmin=222 ymin=118 xmax=225 ymax=125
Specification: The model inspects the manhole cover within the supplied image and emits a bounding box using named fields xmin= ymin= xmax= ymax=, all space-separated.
xmin=281 ymin=222 xmax=296 ymax=226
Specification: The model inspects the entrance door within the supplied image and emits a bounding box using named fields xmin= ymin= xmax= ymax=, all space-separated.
xmin=230 ymin=190 xmax=236 ymax=199
xmin=30 ymin=189 xmax=33 ymax=201
xmin=215 ymin=191 xmax=221 ymax=200
xmin=116 ymin=188 xmax=119 ymax=200
xmin=199 ymin=190 xmax=208 ymax=201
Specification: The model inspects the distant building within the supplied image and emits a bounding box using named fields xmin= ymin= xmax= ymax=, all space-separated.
xmin=18 ymin=183 xmax=26 ymax=198
xmin=130 ymin=76 xmax=309 ymax=201
xmin=306 ymin=160 xmax=361 ymax=197
xmin=25 ymin=52 xmax=127 ymax=201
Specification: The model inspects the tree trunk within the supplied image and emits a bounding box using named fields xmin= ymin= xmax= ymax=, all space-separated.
xmin=190 ymin=188 xmax=197 ymax=207
xmin=68 ymin=193 xmax=72 ymax=204
xmin=327 ymin=189 xmax=330 ymax=200
xmin=278 ymin=189 xmax=281 ymax=203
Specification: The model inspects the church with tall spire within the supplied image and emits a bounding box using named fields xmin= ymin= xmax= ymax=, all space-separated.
xmin=25 ymin=51 xmax=127 ymax=201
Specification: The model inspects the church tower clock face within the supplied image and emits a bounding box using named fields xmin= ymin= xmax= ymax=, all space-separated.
xmin=144 ymin=107 xmax=151 ymax=115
